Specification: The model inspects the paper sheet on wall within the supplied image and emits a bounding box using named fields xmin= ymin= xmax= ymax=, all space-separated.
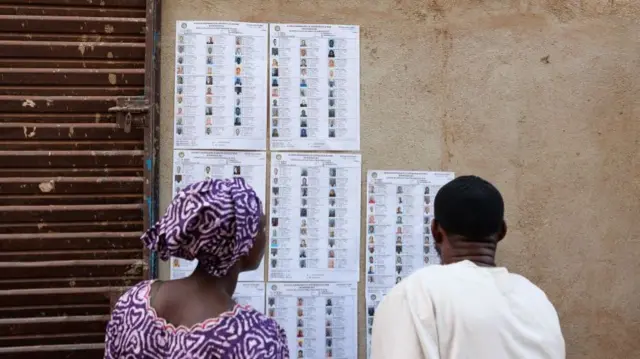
xmin=174 ymin=21 xmax=268 ymax=150
xmin=266 ymin=282 xmax=358 ymax=359
xmin=364 ymin=170 xmax=455 ymax=358
xmin=268 ymin=153 xmax=361 ymax=282
xmin=169 ymin=150 xmax=267 ymax=282
xmin=268 ymin=24 xmax=360 ymax=151
xmin=233 ymin=282 xmax=266 ymax=314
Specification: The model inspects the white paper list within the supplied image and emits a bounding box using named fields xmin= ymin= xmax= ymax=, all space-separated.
xmin=269 ymin=24 xmax=360 ymax=151
xmin=234 ymin=282 xmax=266 ymax=314
xmin=266 ymin=282 xmax=357 ymax=359
xmin=170 ymin=150 xmax=267 ymax=282
xmin=364 ymin=170 xmax=454 ymax=358
xmin=268 ymin=153 xmax=361 ymax=282
xmin=174 ymin=21 xmax=268 ymax=150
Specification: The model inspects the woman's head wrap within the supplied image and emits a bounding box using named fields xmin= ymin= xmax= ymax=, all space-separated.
xmin=141 ymin=178 xmax=263 ymax=277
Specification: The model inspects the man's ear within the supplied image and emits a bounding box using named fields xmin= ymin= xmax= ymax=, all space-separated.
xmin=431 ymin=219 xmax=443 ymax=244
xmin=497 ymin=220 xmax=507 ymax=242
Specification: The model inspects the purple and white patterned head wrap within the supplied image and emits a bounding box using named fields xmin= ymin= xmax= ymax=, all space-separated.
xmin=141 ymin=178 xmax=263 ymax=277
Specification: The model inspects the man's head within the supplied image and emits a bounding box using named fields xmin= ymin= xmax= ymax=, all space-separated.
xmin=431 ymin=175 xmax=507 ymax=265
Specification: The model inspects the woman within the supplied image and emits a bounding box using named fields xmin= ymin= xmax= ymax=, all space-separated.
xmin=104 ymin=178 xmax=289 ymax=358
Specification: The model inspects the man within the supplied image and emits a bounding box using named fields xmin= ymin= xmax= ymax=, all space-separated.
xmin=371 ymin=176 xmax=565 ymax=359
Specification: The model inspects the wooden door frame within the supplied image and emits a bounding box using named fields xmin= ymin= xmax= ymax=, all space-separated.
xmin=144 ymin=0 xmax=161 ymax=279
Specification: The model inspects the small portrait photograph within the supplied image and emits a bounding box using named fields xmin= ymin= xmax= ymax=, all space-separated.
xmin=329 ymin=168 xmax=337 ymax=177
xmin=328 ymin=129 xmax=336 ymax=138
xmin=177 ymin=45 xmax=184 ymax=53
xmin=271 ymin=217 xmax=279 ymax=227
xmin=328 ymin=49 xmax=335 ymax=58
xmin=272 ymin=187 xmax=279 ymax=196
xmin=329 ymin=189 xmax=336 ymax=197
xmin=300 ymin=39 xmax=307 ymax=47
xmin=233 ymin=166 xmax=241 ymax=175
xmin=301 ymin=168 xmax=308 ymax=176
xmin=206 ymin=56 xmax=213 ymax=64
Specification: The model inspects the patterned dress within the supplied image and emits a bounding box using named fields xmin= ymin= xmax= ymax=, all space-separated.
xmin=104 ymin=281 xmax=289 ymax=358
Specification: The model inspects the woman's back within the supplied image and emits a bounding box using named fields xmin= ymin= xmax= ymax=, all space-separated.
xmin=105 ymin=280 xmax=288 ymax=358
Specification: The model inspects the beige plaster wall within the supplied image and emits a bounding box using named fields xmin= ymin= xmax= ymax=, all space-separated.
xmin=158 ymin=1 xmax=640 ymax=358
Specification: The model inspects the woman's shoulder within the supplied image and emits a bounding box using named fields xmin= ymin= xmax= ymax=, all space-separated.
xmin=112 ymin=279 xmax=153 ymax=312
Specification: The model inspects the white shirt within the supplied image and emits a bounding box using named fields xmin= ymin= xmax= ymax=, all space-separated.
xmin=371 ymin=260 xmax=565 ymax=359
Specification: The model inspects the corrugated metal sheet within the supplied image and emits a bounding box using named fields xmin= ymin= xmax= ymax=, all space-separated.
xmin=0 ymin=0 xmax=149 ymax=357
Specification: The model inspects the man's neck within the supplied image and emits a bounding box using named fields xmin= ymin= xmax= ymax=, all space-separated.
xmin=447 ymin=239 xmax=497 ymax=267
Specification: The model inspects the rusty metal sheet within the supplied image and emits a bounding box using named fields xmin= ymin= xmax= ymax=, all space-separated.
xmin=0 ymin=140 xmax=144 ymax=151
xmin=0 ymin=315 xmax=109 ymax=336
xmin=0 ymin=260 xmax=144 ymax=280
xmin=0 ymin=346 xmax=104 ymax=359
xmin=0 ymin=176 xmax=144 ymax=195
xmin=0 ymin=332 xmax=107 ymax=347
xmin=0 ymin=58 xmax=143 ymax=69
xmin=0 ymin=33 xmax=145 ymax=43
xmin=0 ymin=15 xmax=146 ymax=35
xmin=0 ymin=249 xmax=142 ymax=261
xmin=0 ymin=68 xmax=145 ymax=86
xmin=0 ymin=203 xmax=144 ymax=223
xmin=0 ymin=0 xmax=145 ymax=7
xmin=0 ymin=220 xmax=144 ymax=234
xmin=0 ymin=0 xmax=151 ymax=354
xmin=0 ymin=86 xmax=144 ymax=96
xmin=0 ymin=113 xmax=117 ymax=123
xmin=0 ymin=41 xmax=145 ymax=59
xmin=0 ymin=193 xmax=143 ymax=206
xmin=0 ymin=5 xmax=145 ymax=18
xmin=0 ymin=149 xmax=144 ymax=167
xmin=0 ymin=96 xmax=119 ymax=112
xmin=0 ymin=277 xmax=140 ymax=290
xmin=0 ymin=231 xmax=143 ymax=251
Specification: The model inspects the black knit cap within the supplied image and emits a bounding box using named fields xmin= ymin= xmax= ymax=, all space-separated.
xmin=433 ymin=175 xmax=504 ymax=241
